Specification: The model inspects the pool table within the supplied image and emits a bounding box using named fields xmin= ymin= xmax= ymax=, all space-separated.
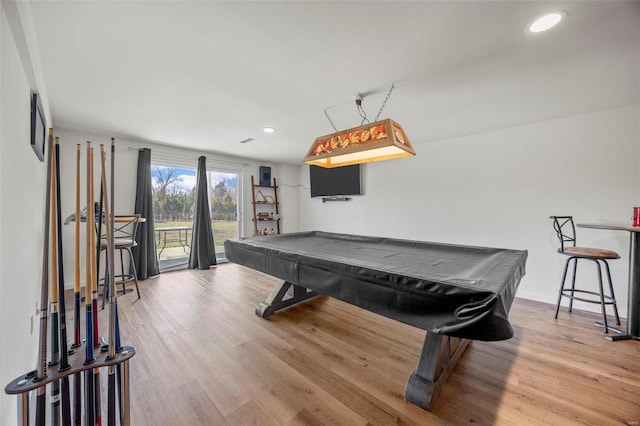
xmin=224 ymin=231 xmax=527 ymax=410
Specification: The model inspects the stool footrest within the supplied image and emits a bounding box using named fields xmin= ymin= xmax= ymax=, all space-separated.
xmin=560 ymin=289 xmax=616 ymax=304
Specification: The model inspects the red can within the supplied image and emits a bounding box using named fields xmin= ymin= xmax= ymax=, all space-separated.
xmin=633 ymin=207 xmax=640 ymax=226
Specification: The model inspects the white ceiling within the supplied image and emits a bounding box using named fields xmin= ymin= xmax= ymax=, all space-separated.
xmin=30 ymin=1 xmax=640 ymax=165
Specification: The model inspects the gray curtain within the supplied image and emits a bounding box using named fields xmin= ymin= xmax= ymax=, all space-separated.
xmin=189 ymin=156 xmax=217 ymax=269
xmin=132 ymin=148 xmax=160 ymax=278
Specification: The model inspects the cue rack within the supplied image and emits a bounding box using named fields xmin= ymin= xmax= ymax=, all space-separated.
xmin=4 ymin=130 xmax=136 ymax=426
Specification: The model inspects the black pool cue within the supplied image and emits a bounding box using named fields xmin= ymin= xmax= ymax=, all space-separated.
xmin=91 ymin=147 xmax=103 ymax=426
xmin=72 ymin=144 xmax=82 ymax=426
xmin=35 ymin=129 xmax=54 ymax=426
xmin=95 ymin=173 xmax=104 ymax=314
xmin=100 ymin=145 xmax=117 ymax=426
xmin=97 ymin=183 xmax=106 ymax=310
xmin=115 ymin=303 xmax=124 ymax=426
xmin=94 ymin=368 xmax=102 ymax=426
xmin=50 ymin=136 xmax=61 ymax=426
xmin=55 ymin=137 xmax=73 ymax=426
xmin=84 ymin=142 xmax=96 ymax=426
xmin=110 ymin=139 xmax=125 ymax=425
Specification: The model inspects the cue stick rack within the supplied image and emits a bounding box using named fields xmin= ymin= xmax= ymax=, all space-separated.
xmin=4 ymin=133 xmax=136 ymax=426
xmin=4 ymin=346 xmax=135 ymax=425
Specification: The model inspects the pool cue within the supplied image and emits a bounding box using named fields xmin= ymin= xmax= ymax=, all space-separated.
xmin=94 ymin=169 xmax=103 ymax=322
xmin=94 ymin=368 xmax=102 ymax=426
xmin=114 ymin=303 xmax=124 ymax=425
xmin=73 ymin=144 xmax=82 ymax=348
xmin=110 ymin=139 xmax=125 ymax=425
xmin=55 ymin=138 xmax=73 ymax=426
xmin=72 ymin=144 xmax=82 ymax=426
xmin=35 ymin=129 xmax=54 ymax=426
xmin=88 ymin=146 xmax=103 ymax=426
xmin=100 ymin=145 xmax=117 ymax=426
xmin=49 ymin=136 xmax=61 ymax=426
xmin=36 ymin=129 xmax=53 ymax=426
xmin=84 ymin=142 xmax=96 ymax=426
xmin=96 ymin=184 xmax=105 ymax=310
xmin=91 ymin=146 xmax=101 ymax=338
xmin=110 ymin=140 xmax=118 ymax=347
xmin=90 ymin=147 xmax=104 ymax=426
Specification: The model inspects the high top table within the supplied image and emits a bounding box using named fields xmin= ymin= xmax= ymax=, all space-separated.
xmin=577 ymin=223 xmax=640 ymax=341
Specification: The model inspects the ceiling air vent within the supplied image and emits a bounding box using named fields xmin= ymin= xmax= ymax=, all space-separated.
xmin=239 ymin=137 xmax=255 ymax=144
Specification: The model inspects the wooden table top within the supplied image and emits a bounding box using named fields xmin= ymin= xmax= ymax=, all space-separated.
xmin=577 ymin=222 xmax=640 ymax=233
xmin=115 ymin=216 xmax=146 ymax=223
xmin=155 ymin=226 xmax=190 ymax=232
xmin=64 ymin=214 xmax=145 ymax=224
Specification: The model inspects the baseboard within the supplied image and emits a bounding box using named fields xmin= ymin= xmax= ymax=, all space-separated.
xmin=516 ymin=291 xmax=628 ymax=318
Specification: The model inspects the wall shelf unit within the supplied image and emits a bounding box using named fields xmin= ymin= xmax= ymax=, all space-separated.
xmin=251 ymin=175 xmax=280 ymax=236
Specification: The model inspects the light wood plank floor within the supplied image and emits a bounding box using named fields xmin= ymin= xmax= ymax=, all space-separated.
xmin=103 ymin=263 xmax=639 ymax=425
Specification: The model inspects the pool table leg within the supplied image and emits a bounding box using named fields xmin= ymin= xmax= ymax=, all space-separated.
xmin=256 ymin=281 xmax=318 ymax=318
xmin=405 ymin=333 xmax=470 ymax=410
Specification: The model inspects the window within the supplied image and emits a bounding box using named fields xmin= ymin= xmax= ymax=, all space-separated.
xmin=152 ymin=165 xmax=196 ymax=270
xmin=151 ymin=160 xmax=243 ymax=271
xmin=209 ymin=171 xmax=240 ymax=259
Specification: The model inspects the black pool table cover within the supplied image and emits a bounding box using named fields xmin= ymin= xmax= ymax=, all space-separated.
xmin=224 ymin=231 xmax=527 ymax=341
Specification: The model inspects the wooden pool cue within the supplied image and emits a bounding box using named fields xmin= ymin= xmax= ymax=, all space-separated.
xmin=100 ymin=145 xmax=118 ymax=426
xmin=73 ymin=144 xmax=82 ymax=426
xmin=35 ymin=129 xmax=54 ymax=426
xmin=55 ymin=138 xmax=72 ymax=426
xmin=73 ymin=144 xmax=82 ymax=349
xmin=84 ymin=142 xmax=96 ymax=426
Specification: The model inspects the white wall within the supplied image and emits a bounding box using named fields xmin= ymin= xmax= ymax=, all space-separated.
xmin=53 ymin=127 xmax=301 ymax=288
xmin=276 ymin=163 xmax=301 ymax=233
xmin=0 ymin=5 xmax=48 ymax=424
xmin=299 ymin=105 xmax=640 ymax=317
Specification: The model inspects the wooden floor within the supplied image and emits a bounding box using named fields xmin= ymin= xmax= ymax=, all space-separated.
xmin=102 ymin=263 xmax=639 ymax=425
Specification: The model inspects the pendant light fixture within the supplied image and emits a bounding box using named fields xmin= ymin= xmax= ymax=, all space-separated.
xmin=304 ymin=84 xmax=416 ymax=168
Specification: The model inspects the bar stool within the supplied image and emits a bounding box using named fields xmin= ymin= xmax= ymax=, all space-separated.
xmin=100 ymin=215 xmax=142 ymax=308
xmin=549 ymin=216 xmax=621 ymax=333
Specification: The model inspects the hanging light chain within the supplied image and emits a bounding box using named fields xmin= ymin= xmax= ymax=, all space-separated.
xmin=374 ymin=83 xmax=394 ymax=122
xmin=323 ymin=82 xmax=394 ymax=132
xmin=324 ymin=108 xmax=338 ymax=132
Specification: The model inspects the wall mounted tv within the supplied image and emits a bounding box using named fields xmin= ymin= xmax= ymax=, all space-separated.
xmin=309 ymin=164 xmax=362 ymax=198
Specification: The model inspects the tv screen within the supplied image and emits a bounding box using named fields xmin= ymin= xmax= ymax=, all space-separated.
xmin=309 ymin=164 xmax=362 ymax=198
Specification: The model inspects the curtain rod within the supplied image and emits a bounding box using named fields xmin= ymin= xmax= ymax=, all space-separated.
xmin=127 ymin=146 xmax=250 ymax=167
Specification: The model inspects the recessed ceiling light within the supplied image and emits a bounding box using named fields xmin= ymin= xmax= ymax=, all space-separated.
xmin=527 ymin=11 xmax=567 ymax=34
xmin=263 ymin=127 xmax=276 ymax=133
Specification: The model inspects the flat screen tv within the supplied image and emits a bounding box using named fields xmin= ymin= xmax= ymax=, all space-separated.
xmin=309 ymin=164 xmax=362 ymax=198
